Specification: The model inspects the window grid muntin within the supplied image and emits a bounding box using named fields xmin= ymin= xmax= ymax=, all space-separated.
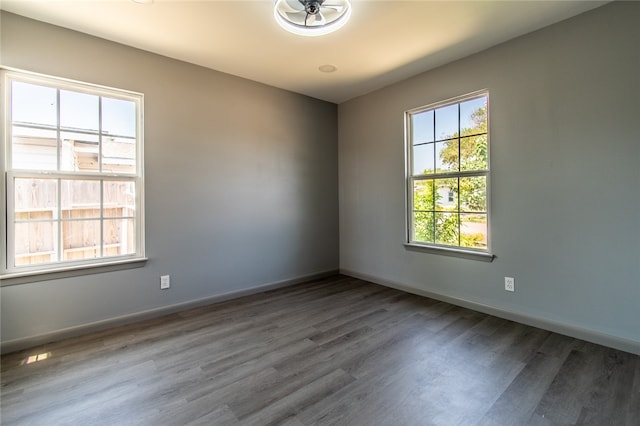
xmin=406 ymin=90 xmax=490 ymax=252
xmin=2 ymin=69 xmax=144 ymax=275
xmin=7 ymin=172 xmax=141 ymax=270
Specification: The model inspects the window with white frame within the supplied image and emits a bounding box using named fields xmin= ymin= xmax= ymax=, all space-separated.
xmin=1 ymin=70 xmax=145 ymax=276
xmin=406 ymin=91 xmax=489 ymax=253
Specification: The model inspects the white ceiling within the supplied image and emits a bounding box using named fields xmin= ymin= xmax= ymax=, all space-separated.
xmin=1 ymin=0 xmax=609 ymax=104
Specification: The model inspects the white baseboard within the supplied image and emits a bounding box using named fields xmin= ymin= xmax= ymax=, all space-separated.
xmin=1 ymin=269 xmax=338 ymax=354
xmin=341 ymin=268 xmax=640 ymax=356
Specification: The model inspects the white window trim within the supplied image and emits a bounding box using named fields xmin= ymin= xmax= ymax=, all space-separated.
xmin=1 ymin=68 xmax=146 ymax=280
xmin=404 ymin=90 xmax=494 ymax=262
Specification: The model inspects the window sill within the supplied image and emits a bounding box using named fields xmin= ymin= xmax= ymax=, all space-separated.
xmin=404 ymin=243 xmax=495 ymax=262
xmin=0 ymin=257 xmax=148 ymax=287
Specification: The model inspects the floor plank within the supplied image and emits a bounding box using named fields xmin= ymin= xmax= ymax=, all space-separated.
xmin=1 ymin=275 xmax=638 ymax=425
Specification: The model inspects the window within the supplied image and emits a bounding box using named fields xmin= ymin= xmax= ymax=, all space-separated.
xmin=406 ymin=91 xmax=490 ymax=254
xmin=1 ymin=70 xmax=145 ymax=276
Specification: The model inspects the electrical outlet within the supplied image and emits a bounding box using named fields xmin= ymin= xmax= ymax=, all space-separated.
xmin=160 ymin=275 xmax=170 ymax=289
xmin=505 ymin=277 xmax=515 ymax=292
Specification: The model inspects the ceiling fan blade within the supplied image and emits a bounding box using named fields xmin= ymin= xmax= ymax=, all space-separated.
xmin=305 ymin=11 xmax=326 ymax=26
xmin=284 ymin=11 xmax=307 ymax=26
xmin=321 ymin=5 xmax=344 ymax=12
xmin=279 ymin=0 xmax=304 ymax=13
xmin=318 ymin=7 xmax=340 ymax=21
xmin=285 ymin=11 xmax=307 ymax=19
xmin=314 ymin=12 xmax=327 ymax=25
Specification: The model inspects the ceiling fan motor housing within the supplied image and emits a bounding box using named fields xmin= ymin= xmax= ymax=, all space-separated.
xmin=305 ymin=1 xmax=322 ymax=15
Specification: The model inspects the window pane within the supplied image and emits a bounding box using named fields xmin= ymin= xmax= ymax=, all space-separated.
xmin=102 ymin=97 xmax=136 ymax=137
xmin=104 ymin=218 xmax=135 ymax=256
xmin=413 ymin=143 xmax=434 ymax=175
xmin=435 ymin=104 xmax=458 ymax=141
xmin=14 ymin=221 xmax=58 ymax=266
xmin=61 ymin=131 xmax=100 ymax=172
xmin=11 ymin=81 xmax=57 ymax=127
xmin=62 ymin=219 xmax=101 ymax=260
xmin=14 ymin=178 xmax=58 ymax=214
xmin=460 ymin=213 xmax=487 ymax=249
xmin=435 ymin=178 xmax=458 ymax=211
xmin=61 ymin=180 xmax=101 ymax=219
xmin=435 ymin=212 xmax=459 ymax=245
xmin=102 ymin=136 xmax=136 ymax=174
xmin=413 ymin=179 xmax=434 ymax=211
xmin=460 ymin=135 xmax=488 ymax=171
xmin=60 ymin=90 xmax=99 ymax=131
xmin=104 ymin=181 xmax=136 ymax=215
xmin=435 ymin=140 xmax=458 ymax=172
xmin=412 ymin=110 xmax=434 ymax=144
xmin=12 ymin=127 xmax=58 ymax=170
xmin=413 ymin=211 xmax=434 ymax=243
xmin=460 ymin=97 xmax=487 ymax=136
xmin=460 ymin=176 xmax=487 ymax=212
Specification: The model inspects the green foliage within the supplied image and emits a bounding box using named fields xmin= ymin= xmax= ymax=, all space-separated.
xmin=460 ymin=176 xmax=487 ymax=212
xmin=414 ymin=211 xmax=434 ymax=243
xmin=435 ymin=213 xmax=459 ymax=245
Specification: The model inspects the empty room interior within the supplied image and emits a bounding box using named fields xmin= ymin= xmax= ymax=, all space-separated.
xmin=1 ymin=1 xmax=639 ymax=425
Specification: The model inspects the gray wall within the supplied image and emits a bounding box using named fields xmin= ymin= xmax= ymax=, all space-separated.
xmin=338 ymin=2 xmax=639 ymax=352
xmin=3 ymin=2 xmax=639 ymax=355
xmin=1 ymin=12 xmax=339 ymax=349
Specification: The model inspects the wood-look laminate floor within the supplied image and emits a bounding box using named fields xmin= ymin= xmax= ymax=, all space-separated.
xmin=1 ymin=275 xmax=639 ymax=426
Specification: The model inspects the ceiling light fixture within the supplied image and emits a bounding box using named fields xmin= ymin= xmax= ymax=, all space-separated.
xmin=274 ymin=0 xmax=352 ymax=37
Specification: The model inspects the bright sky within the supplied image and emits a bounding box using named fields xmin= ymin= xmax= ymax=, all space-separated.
xmin=12 ymin=81 xmax=136 ymax=137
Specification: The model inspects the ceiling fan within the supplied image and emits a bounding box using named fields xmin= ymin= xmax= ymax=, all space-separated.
xmin=274 ymin=0 xmax=352 ymax=36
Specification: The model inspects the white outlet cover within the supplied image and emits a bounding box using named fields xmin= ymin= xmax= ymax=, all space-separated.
xmin=160 ymin=275 xmax=170 ymax=289
xmin=505 ymin=277 xmax=515 ymax=292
